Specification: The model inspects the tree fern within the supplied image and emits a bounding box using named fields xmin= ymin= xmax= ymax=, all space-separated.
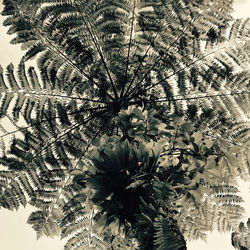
xmin=0 ymin=0 xmax=250 ymax=249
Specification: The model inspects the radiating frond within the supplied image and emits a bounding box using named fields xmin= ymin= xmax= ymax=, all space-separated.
xmin=1 ymin=0 xmax=250 ymax=249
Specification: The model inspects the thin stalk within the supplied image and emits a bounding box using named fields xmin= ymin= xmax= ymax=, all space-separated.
xmin=75 ymin=1 xmax=119 ymax=100
xmin=42 ymin=117 xmax=111 ymax=226
xmin=205 ymin=133 xmax=249 ymax=150
xmin=124 ymin=3 xmax=217 ymax=99
xmin=28 ymin=110 xmax=107 ymax=165
xmin=36 ymin=30 xmax=115 ymax=101
xmin=120 ymin=0 xmax=136 ymax=98
xmin=129 ymin=46 xmax=228 ymax=100
xmin=146 ymin=91 xmax=250 ymax=103
xmin=0 ymin=105 xmax=108 ymax=139
xmin=9 ymin=0 xmax=115 ymax=102
xmin=30 ymin=92 xmax=109 ymax=104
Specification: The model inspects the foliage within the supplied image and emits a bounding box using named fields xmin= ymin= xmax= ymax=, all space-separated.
xmin=232 ymin=218 xmax=250 ymax=250
xmin=0 ymin=0 xmax=250 ymax=249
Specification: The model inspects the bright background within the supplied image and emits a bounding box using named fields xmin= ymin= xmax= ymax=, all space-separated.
xmin=0 ymin=1 xmax=249 ymax=249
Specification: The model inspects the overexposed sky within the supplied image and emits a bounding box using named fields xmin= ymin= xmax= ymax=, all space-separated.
xmin=233 ymin=0 xmax=250 ymax=18
xmin=0 ymin=207 xmax=66 ymax=250
xmin=0 ymin=1 xmax=250 ymax=250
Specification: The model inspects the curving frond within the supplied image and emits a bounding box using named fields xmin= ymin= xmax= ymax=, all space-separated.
xmin=154 ymin=215 xmax=187 ymax=250
xmin=232 ymin=218 xmax=250 ymax=250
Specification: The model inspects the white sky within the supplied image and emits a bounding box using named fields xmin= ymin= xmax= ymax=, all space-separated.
xmin=0 ymin=1 xmax=250 ymax=249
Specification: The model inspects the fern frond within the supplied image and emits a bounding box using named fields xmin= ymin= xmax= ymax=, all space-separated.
xmin=1 ymin=0 xmax=250 ymax=249
xmin=154 ymin=215 xmax=187 ymax=250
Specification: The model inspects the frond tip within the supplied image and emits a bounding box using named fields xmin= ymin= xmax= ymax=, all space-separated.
xmin=154 ymin=216 xmax=187 ymax=250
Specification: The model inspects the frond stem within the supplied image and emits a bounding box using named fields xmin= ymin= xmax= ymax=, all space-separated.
xmin=124 ymin=3 xmax=218 ymax=99
xmin=74 ymin=1 xmax=119 ymax=100
xmin=43 ymin=117 xmax=110 ymax=224
xmin=145 ymin=91 xmax=250 ymax=103
xmin=30 ymin=92 xmax=109 ymax=104
xmin=129 ymin=46 xmax=228 ymax=100
xmin=35 ymin=30 xmax=115 ymax=101
xmin=0 ymin=105 xmax=108 ymax=139
xmin=120 ymin=0 xmax=136 ymax=98
xmin=9 ymin=0 xmax=115 ymax=102
xmin=28 ymin=110 xmax=107 ymax=167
